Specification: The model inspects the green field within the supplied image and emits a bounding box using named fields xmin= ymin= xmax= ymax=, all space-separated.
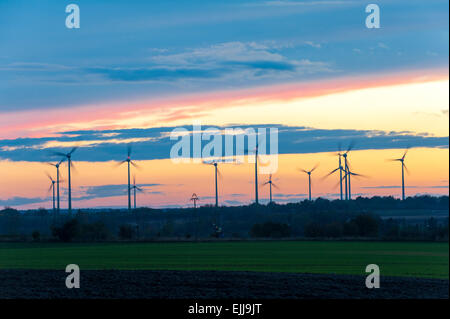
xmin=0 ymin=241 xmax=448 ymax=279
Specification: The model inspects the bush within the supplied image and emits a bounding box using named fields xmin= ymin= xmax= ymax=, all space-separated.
xmin=324 ymin=222 xmax=343 ymax=238
xmin=353 ymin=214 xmax=379 ymax=237
xmin=250 ymin=221 xmax=291 ymax=238
xmin=304 ymin=222 xmax=325 ymax=237
xmin=51 ymin=219 xmax=80 ymax=242
xmin=32 ymin=230 xmax=40 ymax=242
xmin=79 ymin=222 xmax=109 ymax=241
xmin=343 ymin=221 xmax=359 ymax=237
xmin=381 ymin=219 xmax=400 ymax=239
xmin=118 ymin=224 xmax=135 ymax=240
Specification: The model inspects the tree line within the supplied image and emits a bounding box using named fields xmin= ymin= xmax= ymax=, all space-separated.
xmin=0 ymin=195 xmax=448 ymax=242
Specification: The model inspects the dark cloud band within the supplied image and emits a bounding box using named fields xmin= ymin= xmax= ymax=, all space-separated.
xmin=0 ymin=124 xmax=448 ymax=162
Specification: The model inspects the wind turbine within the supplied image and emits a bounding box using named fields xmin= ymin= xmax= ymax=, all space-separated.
xmin=53 ymin=147 xmax=77 ymax=214
xmin=240 ymin=134 xmax=270 ymax=205
xmin=324 ymin=160 xmax=344 ymax=200
xmin=261 ymin=174 xmax=279 ymax=203
xmin=203 ymin=157 xmax=240 ymax=207
xmin=203 ymin=161 xmax=222 ymax=207
xmin=341 ymin=167 xmax=366 ymax=200
xmin=47 ymin=159 xmax=64 ymax=213
xmin=342 ymin=142 xmax=355 ymax=200
xmin=130 ymin=175 xmax=144 ymax=209
xmin=244 ymin=139 xmax=262 ymax=205
xmin=116 ymin=145 xmax=140 ymax=211
xmin=298 ymin=164 xmax=319 ymax=201
xmin=324 ymin=146 xmax=346 ymax=200
xmin=389 ymin=148 xmax=409 ymax=200
xmin=254 ymin=143 xmax=259 ymax=205
xmin=46 ymin=172 xmax=56 ymax=213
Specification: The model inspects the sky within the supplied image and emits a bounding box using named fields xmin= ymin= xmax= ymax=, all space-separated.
xmin=0 ymin=0 xmax=448 ymax=209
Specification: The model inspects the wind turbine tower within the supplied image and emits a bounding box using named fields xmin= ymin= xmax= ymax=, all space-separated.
xmin=262 ymin=174 xmax=279 ymax=203
xmin=130 ymin=175 xmax=144 ymax=209
xmin=390 ymin=149 xmax=409 ymax=200
xmin=53 ymin=147 xmax=77 ymax=214
xmin=299 ymin=164 xmax=318 ymax=201
xmin=342 ymin=143 xmax=354 ymax=200
xmin=116 ymin=145 xmax=140 ymax=211
xmin=48 ymin=159 xmax=64 ymax=213
xmin=46 ymin=173 xmax=56 ymax=213
xmin=324 ymin=152 xmax=344 ymax=200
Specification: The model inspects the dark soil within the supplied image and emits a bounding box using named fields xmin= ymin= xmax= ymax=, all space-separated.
xmin=0 ymin=269 xmax=447 ymax=299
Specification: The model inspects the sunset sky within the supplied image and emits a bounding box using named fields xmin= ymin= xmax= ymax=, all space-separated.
xmin=0 ymin=0 xmax=448 ymax=209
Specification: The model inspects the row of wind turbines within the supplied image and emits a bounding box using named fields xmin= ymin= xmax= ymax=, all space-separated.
xmin=198 ymin=142 xmax=411 ymax=207
xmin=46 ymin=145 xmax=143 ymax=214
xmin=44 ymin=142 xmax=411 ymax=213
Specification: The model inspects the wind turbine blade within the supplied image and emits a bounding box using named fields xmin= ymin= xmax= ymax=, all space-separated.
xmin=346 ymin=140 xmax=355 ymax=153
xmin=114 ymin=160 xmax=127 ymax=167
xmin=217 ymin=166 xmax=223 ymax=179
xmin=69 ymin=147 xmax=78 ymax=155
xmin=131 ymin=161 xmax=142 ymax=170
xmin=324 ymin=167 xmax=339 ymax=177
xmin=345 ymin=159 xmax=352 ymax=171
xmin=48 ymin=183 xmax=54 ymax=193
xmin=52 ymin=151 xmax=67 ymax=157
xmin=311 ymin=163 xmax=319 ymax=172
xmin=351 ymin=172 xmax=369 ymax=179
xmin=45 ymin=172 xmax=53 ymax=181
xmin=402 ymin=148 xmax=409 ymax=160
xmin=403 ymin=162 xmax=410 ymax=175
xmin=70 ymin=161 xmax=78 ymax=174
xmin=332 ymin=179 xmax=342 ymax=190
xmin=271 ymin=182 xmax=280 ymax=190
xmin=297 ymin=168 xmax=307 ymax=174
xmin=127 ymin=144 xmax=132 ymax=157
